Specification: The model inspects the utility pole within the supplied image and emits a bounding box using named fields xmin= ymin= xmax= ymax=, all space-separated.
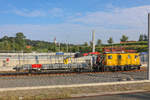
xmin=148 ymin=13 xmax=150 ymax=80
xmin=67 ymin=43 xmax=69 ymax=52
xmin=66 ymin=41 xmax=68 ymax=53
xmin=91 ymin=30 xmax=95 ymax=69
xmin=92 ymin=30 xmax=95 ymax=52
xmin=58 ymin=42 xmax=60 ymax=52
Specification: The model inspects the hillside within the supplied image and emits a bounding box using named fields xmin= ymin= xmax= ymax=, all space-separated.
xmin=0 ymin=33 xmax=148 ymax=53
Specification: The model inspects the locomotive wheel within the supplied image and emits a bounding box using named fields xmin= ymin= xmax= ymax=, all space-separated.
xmin=116 ymin=67 xmax=120 ymax=71
xmin=120 ymin=66 xmax=124 ymax=71
xmin=28 ymin=69 xmax=33 ymax=73
xmin=16 ymin=68 xmax=20 ymax=72
xmin=104 ymin=67 xmax=109 ymax=72
xmin=112 ymin=67 xmax=117 ymax=72
xmin=74 ymin=68 xmax=82 ymax=72
xmin=124 ymin=66 xmax=129 ymax=71
xmin=124 ymin=67 xmax=127 ymax=71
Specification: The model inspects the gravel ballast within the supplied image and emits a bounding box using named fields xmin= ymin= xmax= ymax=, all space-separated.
xmin=0 ymin=71 xmax=147 ymax=88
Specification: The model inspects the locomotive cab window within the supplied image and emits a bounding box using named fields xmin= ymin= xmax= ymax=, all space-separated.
xmin=118 ymin=55 xmax=121 ymax=59
xmin=128 ymin=55 xmax=131 ymax=59
xmin=108 ymin=55 xmax=112 ymax=59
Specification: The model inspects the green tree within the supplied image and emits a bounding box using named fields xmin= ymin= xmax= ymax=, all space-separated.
xmin=1 ymin=36 xmax=9 ymax=41
xmin=107 ymin=37 xmax=113 ymax=44
xmin=15 ymin=32 xmax=26 ymax=51
xmin=83 ymin=42 xmax=88 ymax=46
xmin=0 ymin=36 xmax=12 ymax=51
xmin=0 ymin=41 xmax=11 ymax=51
xmin=16 ymin=32 xmax=26 ymax=40
xmin=120 ymin=35 xmax=128 ymax=42
xmin=96 ymin=39 xmax=102 ymax=46
xmin=144 ymin=34 xmax=148 ymax=41
xmin=71 ymin=46 xmax=79 ymax=52
xmin=139 ymin=34 xmax=144 ymax=41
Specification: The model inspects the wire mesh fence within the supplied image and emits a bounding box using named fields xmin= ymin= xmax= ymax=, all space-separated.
xmin=0 ymin=52 xmax=147 ymax=67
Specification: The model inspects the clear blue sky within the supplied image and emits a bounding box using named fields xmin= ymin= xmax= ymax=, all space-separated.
xmin=0 ymin=0 xmax=150 ymax=44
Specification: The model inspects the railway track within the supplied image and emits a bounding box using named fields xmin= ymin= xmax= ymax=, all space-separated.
xmin=0 ymin=68 xmax=146 ymax=77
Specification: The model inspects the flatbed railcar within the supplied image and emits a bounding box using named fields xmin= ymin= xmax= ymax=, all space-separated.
xmin=13 ymin=63 xmax=90 ymax=72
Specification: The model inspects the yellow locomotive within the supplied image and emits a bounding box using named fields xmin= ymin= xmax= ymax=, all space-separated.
xmin=94 ymin=52 xmax=141 ymax=71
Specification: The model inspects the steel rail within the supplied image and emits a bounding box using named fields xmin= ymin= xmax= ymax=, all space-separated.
xmin=0 ymin=68 xmax=146 ymax=77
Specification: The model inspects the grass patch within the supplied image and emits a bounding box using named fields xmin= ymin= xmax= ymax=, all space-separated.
xmin=0 ymin=82 xmax=150 ymax=100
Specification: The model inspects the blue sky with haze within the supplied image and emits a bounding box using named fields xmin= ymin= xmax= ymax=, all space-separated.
xmin=0 ymin=0 xmax=150 ymax=44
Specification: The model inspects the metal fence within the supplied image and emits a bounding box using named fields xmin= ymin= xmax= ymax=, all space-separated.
xmin=0 ymin=53 xmax=92 ymax=68
xmin=140 ymin=54 xmax=148 ymax=64
xmin=0 ymin=53 xmax=148 ymax=67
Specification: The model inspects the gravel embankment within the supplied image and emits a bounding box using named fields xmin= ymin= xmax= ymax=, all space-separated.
xmin=0 ymin=71 xmax=147 ymax=88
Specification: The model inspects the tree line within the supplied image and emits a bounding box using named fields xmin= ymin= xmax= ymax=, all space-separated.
xmin=85 ymin=34 xmax=148 ymax=46
xmin=106 ymin=34 xmax=148 ymax=44
xmin=0 ymin=32 xmax=148 ymax=53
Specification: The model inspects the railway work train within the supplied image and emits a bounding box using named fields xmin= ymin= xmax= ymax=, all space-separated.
xmin=13 ymin=50 xmax=141 ymax=72
xmin=93 ymin=52 xmax=141 ymax=72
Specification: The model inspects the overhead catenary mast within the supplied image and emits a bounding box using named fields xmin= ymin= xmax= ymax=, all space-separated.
xmin=92 ymin=30 xmax=95 ymax=52
xmin=54 ymin=37 xmax=57 ymax=45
